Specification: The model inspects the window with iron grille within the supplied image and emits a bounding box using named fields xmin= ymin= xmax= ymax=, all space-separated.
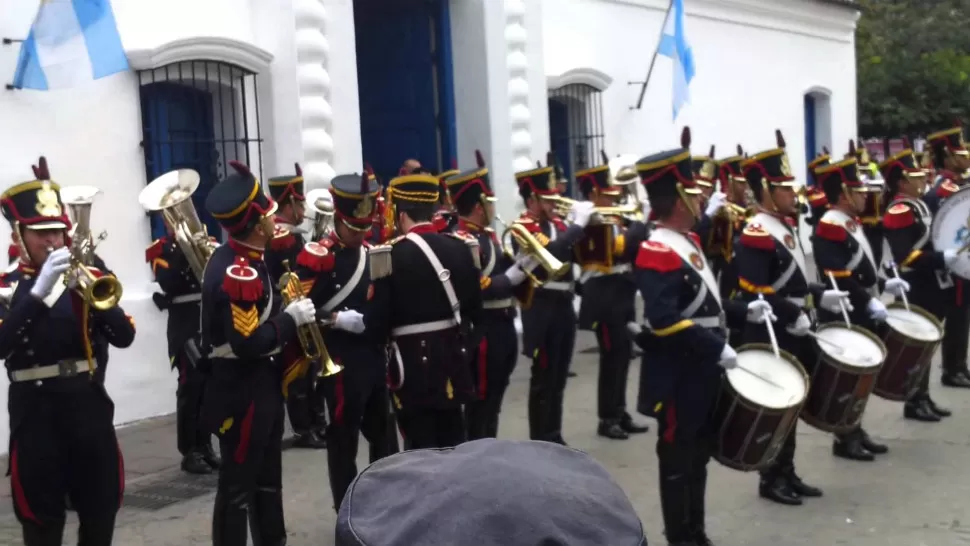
xmin=138 ymin=61 xmax=263 ymax=241
xmin=547 ymin=83 xmax=605 ymax=197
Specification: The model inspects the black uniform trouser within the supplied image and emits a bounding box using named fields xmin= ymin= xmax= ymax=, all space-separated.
xmin=321 ymin=370 xmax=397 ymax=511
xmin=528 ymin=302 xmax=577 ymax=442
xmin=212 ymin=398 xmax=286 ymax=546
xmin=656 ymin=404 xmax=714 ymax=544
xmin=286 ymin=360 xmax=326 ymax=435
xmin=395 ymin=405 xmax=465 ymax=450
xmin=906 ymin=285 xmax=950 ymax=400
xmin=595 ymin=319 xmax=632 ymax=421
xmin=12 ymin=386 xmax=123 ymax=546
xmin=175 ymin=349 xmax=212 ymax=456
xmin=941 ymin=279 xmax=970 ymax=376
xmin=465 ymin=314 xmax=519 ymax=440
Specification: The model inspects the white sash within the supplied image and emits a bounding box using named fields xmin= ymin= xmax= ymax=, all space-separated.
xmin=320 ymin=246 xmax=367 ymax=313
xmin=481 ymin=236 xmax=497 ymax=277
xmin=650 ymin=227 xmax=721 ymax=308
xmin=824 ymin=209 xmax=877 ymax=273
xmin=753 ymin=212 xmax=810 ymax=285
xmin=405 ymin=233 xmax=462 ymax=326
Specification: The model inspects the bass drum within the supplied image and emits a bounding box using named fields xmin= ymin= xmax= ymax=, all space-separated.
xmin=930 ymin=185 xmax=970 ymax=279
xmin=711 ymin=345 xmax=808 ymax=472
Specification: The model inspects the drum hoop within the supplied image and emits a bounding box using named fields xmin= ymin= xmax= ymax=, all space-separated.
xmin=814 ymin=323 xmax=888 ymax=371
xmin=725 ymin=343 xmax=810 ymax=409
xmin=884 ymin=301 xmax=944 ymax=343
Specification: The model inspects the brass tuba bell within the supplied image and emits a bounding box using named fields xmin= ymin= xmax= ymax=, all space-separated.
xmin=59 ymin=185 xmax=123 ymax=311
xmin=306 ymin=188 xmax=335 ymax=241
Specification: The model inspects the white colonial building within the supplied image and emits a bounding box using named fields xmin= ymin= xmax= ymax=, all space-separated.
xmin=0 ymin=0 xmax=859 ymax=450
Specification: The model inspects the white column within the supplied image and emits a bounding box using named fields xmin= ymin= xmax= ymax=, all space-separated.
xmin=505 ymin=0 xmax=533 ymax=173
xmin=294 ymin=0 xmax=335 ymax=190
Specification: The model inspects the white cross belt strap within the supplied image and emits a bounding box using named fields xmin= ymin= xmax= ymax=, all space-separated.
xmin=321 ymin=246 xmax=366 ymax=313
xmin=481 ymin=238 xmax=498 ymax=277
xmin=753 ymin=212 xmax=809 ymax=287
xmin=405 ymin=233 xmax=462 ymax=326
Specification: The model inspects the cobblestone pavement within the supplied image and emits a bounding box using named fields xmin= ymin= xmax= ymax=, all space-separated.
xmin=1 ymin=331 xmax=970 ymax=545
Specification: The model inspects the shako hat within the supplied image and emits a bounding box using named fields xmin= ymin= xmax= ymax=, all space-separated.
xmin=1 ymin=156 xmax=71 ymax=231
xmin=267 ymin=163 xmax=305 ymax=203
xmin=330 ymin=171 xmax=381 ymax=231
xmin=691 ymin=145 xmax=718 ymax=188
xmin=717 ymin=145 xmax=746 ymax=193
xmin=516 ymin=152 xmax=558 ymax=200
xmin=577 ymin=150 xmax=620 ymax=197
xmin=742 ymin=130 xmax=797 ymax=197
xmin=445 ymin=150 xmax=495 ymax=211
xmin=205 ymin=160 xmax=277 ymax=235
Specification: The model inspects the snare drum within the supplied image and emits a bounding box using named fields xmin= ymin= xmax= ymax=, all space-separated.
xmin=801 ymin=324 xmax=886 ymax=433
xmin=712 ymin=345 xmax=809 ymax=472
xmin=874 ymin=303 xmax=943 ymax=401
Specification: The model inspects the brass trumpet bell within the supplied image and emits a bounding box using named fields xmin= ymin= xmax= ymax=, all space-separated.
xmin=278 ymin=261 xmax=343 ymax=377
xmin=76 ymin=264 xmax=123 ymax=311
xmin=500 ymin=222 xmax=569 ymax=286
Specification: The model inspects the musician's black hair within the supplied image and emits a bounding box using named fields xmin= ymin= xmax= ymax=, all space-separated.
xmin=397 ymin=202 xmax=435 ymax=223
xmin=649 ymin=194 xmax=678 ymax=219
xmin=455 ymin=199 xmax=479 ymax=217
xmin=821 ymin=178 xmax=843 ymax=207
xmin=931 ymin=140 xmax=947 ymax=170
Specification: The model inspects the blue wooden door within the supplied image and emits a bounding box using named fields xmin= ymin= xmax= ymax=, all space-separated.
xmin=140 ymin=83 xmax=222 ymax=241
xmin=355 ymin=0 xmax=456 ymax=184
xmin=548 ymin=99 xmax=573 ymax=196
xmin=804 ymin=94 xmax=817 ymax=181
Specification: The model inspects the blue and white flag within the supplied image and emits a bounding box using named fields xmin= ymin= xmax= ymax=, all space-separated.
xmin=13 ymin=0 xmax=128 ymax=91
xmin=657 ymin=0 xmax=695 ymax=120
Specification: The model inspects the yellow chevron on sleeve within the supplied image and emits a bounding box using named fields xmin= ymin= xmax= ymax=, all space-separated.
xmin=230 ymin=303 xmax=259 ymax=337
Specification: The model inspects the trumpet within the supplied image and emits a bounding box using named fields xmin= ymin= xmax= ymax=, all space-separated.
xmin=499 ymin=222 xmax=570 ymax=286
xmin=547 ymin=195 xmax=641 ymax=223
xmin=278 ymin=260 xmax=343 ymax=377
xmin=59 ymin=186 xmax=123 ymax=311
xmin=306 ymin=188 xmax=335 ymax=240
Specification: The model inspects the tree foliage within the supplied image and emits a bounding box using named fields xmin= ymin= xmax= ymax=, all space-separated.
xmin=857 ymin=0 xmax=970 ymax=138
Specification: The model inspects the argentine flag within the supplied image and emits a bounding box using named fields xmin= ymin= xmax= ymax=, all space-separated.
xmin=13 ymin=0 xmax=128 ymax=91
xmin=657 ymin=0 xmax=695 ymax=120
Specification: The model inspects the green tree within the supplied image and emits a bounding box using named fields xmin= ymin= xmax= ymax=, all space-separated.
xmin=857 ymin=0 xmax=970 ymax=137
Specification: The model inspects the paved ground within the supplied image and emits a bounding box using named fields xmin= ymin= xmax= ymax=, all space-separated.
xmin=1 ymin=329 xmax=970 ymax=545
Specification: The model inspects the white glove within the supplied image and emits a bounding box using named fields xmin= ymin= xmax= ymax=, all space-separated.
xmin=943 ymin=249 xmax=960 ymax=268
xmin=504 ymin=264 xmax=528 ymax=286
xmin=570 ymin=201 xmax=596 ymax=228
xmin=30 ymin=247 xmax=72 ymax=299
xmin=786 ymin=312 xmax=812 ymax=337
xmin=333 ymin=309 xmax=366 ymax=334
xmin=746 ymin=299 xmax=775 ymax=324
xmin=884 ymin=277 xmax=910 ymax=296
xmin=867 ymin=298 xmax=888 ymax=321
xmin=516 ymin=255 xmax=540 ymax=272
xmin=718 ymin=344 xmax=738 ymax=370
xmin=705 ymin=191 xmax=727 ymax=217
xmin=819 ymin=289 xmax=852 ymax=314
xmin=284 ymin=298 xmax=316 ymax=327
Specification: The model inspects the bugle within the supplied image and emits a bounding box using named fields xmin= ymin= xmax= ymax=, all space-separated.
xmin=59 ymin=186 xmax=123 ymax=310
xmin=499 ymin=222 xmax=570 ymax=286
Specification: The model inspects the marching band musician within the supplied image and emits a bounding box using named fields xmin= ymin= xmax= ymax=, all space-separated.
xmin=146 ymin=221 xmax=221 ymax=475
xmin=805 ymin=150 xmax=831 ymax=226
xmin=734 ymin=133 xmax=848 ymax=505
xmin=630 ymin=128 xmax=773 ymax=546
xmin=364 ymin=171 xmax=483 ymax=449
xmin=263 ymin=164 xmax=328 ymax=449
xmin=848 ymin=141 xmax=886 ymax=268
xmin=201 ymin=160 xmax=317 ymax=545
xmin=444 ymin=151 xmax=534 ymax=440
xmin=926 ymin=125 xmax=970 ymax=389
xmin=0 ymin=157 xmax=135 ymax=546
xmin=812 ymin=156 xmax=901 ymax=462
xmin=689 ymin=146 xmax=727 ymax=274
xmin=512 ymin=155 xmax=595 ymax=445
xmin=573 ymin=152 xmax=650 ymax=440
xmin=294 ymin=171 xmax=399 ymax=510
xmin=880 ymin=148 xmax=960 ymax=421
xmin=707 ymin=146 xmax=749 ymax=296
xmin=434 ymin=163 xmax=460 ymax=233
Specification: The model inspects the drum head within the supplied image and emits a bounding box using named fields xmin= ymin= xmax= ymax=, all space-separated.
xmin=886 ymin=307 xmax=942 ymax=343
xmin=726 ymin=349 xmax=807 ymax=409
xmin=816 ymin=324 xmax=885 ymax=368
xmin=931 ymin=186 xmax=970 ymax=280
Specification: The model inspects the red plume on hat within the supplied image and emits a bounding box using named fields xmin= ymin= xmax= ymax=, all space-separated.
xmin=228 ymin=160 xmax=252 ymax=177
xmin=451 ymin=157 xmax=458 ymax=170
xmin=775 ymin=130 xmax=787 ymax=149
xmin=822 ymin=146 xmax=830 ymax=155
xmin=736 ymin=144 xmax=744 ymax=156
xmin=294 ymin=163 xmax=302 ymax=177
xmin=847 ymin=139 xmax=856 ymax=156
xmin=364 ymin=163 xmax=374 ymax=176
xmin=475 ymin=150 xmax=486 ymax=168
xmin=681 ymin=126 xmax=691 ymax=148
xmin=600 ymin=150 xmax=609 ymax=165
xmin=32 ymin=156 xmax=50 ymax=180
xmin=708 ymin=145 xmax=715 ymax=158
xmin=902 ymin=137 xmax=912 ymax=149
xmin=360 ymin=171 xmax=369 ymax=193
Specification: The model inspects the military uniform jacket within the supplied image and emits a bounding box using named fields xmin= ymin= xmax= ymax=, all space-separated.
xmin=265 ymin=221 xmax=306 ymax=284
xmin=294 ymin=233 xmax=385 ymax=380
xmin=365 ymin=223 xmax=483 ymax=408
xmin=0 ymin=261 xmax=135 ymax=434
xmin=812 ymin=208 xmax=883 ymax=327
xmin=883 ymin=194 xmax=952 ymax=298
xmin=454 ymin=220 xmax=521 ymax=321
xmin=633 ymin=226 xmax=748 ymax=429
xmin=146 ymin=237 xmax=202 ymax=359
xmin=512 ymin=212 xmax=585 ymax=356
xmin=575 ymin=220 xmax=647 ymax=330
xmin=200 ymin=242 xmax=297 ymax=429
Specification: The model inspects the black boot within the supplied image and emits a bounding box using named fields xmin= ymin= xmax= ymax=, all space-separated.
xmin=597 ymin=420 xmax=629 ymax=440
xmin=292 ymin=430 xmax=327 ymax=449
xmin=200 ymin=436 xmax=222 ymax=469
xmin=904 ymin=398 xmax=941 ymax=422
xmin=252 ymin=488 xmax=287 ymax=546
xmin=181 ymin=451 xmax=213 ymax=474
xmin=527 ymin=389 xmax=547 ymax=441
xmin=928 ymin=396 xmax=952 ymax=417
xmin=859 ymin=428 xmax=888 ymax=455
xmin=22 ymin=520 xmax=65 ymax=546
xmin=832 ymin=431 xmax=874 ymax=462
xmin=689 ymin=458 xmax=714 ymax=546
xmin=942 ymin=370 xmax=970 ymax=388
xmin=212 ymin=487 xmax=252 ymax=546
xmin=620 ymin=412 xmax=649 ymax=434
xmin=758 ymin=474 xmax=802 ymax=505
xmin=787 ymin=470 xmax=822 ymax=498
xmin=658 ymin=455 xmax=694 ymax=544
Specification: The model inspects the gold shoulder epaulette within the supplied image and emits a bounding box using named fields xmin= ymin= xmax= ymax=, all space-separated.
xmin=369 ymin=244 xmax=393 ymax=279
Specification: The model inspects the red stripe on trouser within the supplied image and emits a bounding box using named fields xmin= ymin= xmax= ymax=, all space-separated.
xmin=335 ymin=373 xmax=346 ymax=426
xmin=478 ymin=337 xmax=488 ymax=400
xmin=234 ymin=402 xmax=256 ymax=464
xmin=601 ymin=324 xmax=612 ymax=351
xmin=539 ymin=349 xmax=547 ymax=369
xmin=117 ymin=441 xmax=126 ymax=507
xmin=10 ymin=442 xmax=39 ymax=524
xmin=662 ymin=403 xmax=678 ymax=444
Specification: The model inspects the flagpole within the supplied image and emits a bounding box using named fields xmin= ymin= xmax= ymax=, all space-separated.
xmin=634 ymin=0 xmax=675 ymax=110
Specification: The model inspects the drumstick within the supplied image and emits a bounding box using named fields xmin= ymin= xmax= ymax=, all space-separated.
xmin=803 ymin=330 xmax=878 ymax=366
xmin=827 ymin=272 xmax=853 ymax=327
xmin=735 ymin=364 xmax=784 ymax=390
xmin=757 ymin=294 xmax=782 ymax=359
xmin=888 ymin=261 xmax=910 ymax=312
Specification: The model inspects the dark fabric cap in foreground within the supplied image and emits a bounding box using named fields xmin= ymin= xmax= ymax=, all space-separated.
xmin=336 ymin=439 xmax=646 ymax=546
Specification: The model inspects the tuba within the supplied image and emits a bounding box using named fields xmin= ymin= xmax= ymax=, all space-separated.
xmin=139 ymin=169 xmax=219 ymax=281
xmin=306 ymin=188 xmax=335 ymax=240
xmin=59 ymin=185 xmax=123 ymax=310
xmin=278 ymin=260 xmax=343 ymax=377
xmin=500 ymin=222 xmax=570 ymax=286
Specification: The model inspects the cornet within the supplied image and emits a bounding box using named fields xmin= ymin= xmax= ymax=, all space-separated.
xmin=547 ymin=195 xmax=641 ymax=223
xmin=278 ymin=260 xmax=343 ymax=377
xmin=499 ymin=222 xmax=569 ymax=286
xmin=59 ymin=185 xmax=123 ymax=311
